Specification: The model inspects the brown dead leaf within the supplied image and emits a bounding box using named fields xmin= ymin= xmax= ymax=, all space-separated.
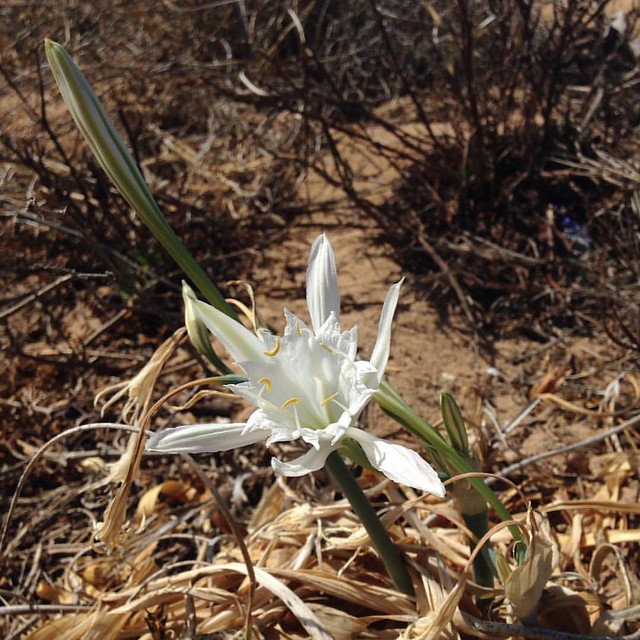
xmin=25 ymin=611 xmax=130 ymax=640
xmin=35 ymin=582 xmax=76 ymax=605
xmin=134 ymin=479 xmax=199 ymax=524
xmin=94 ymin=328 xmax=186 ymax=550
xmin=528 ymin=364 xmax=569 ymax=399
xmin=537 ymin=585 xmax=596 ymax=635
xmin=402 ymin=579 xmax=465 ymax=640
xmin=504 ymin=511 xmax=554 ymax=621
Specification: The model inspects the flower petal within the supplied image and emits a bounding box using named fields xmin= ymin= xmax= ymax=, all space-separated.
xmin=146 ymin=422 xmax=269 ymax=453
xmin=194 ymin=298 xmax=267 ymax=363
xmin=348 ymin=428 xmax=445 ymax=497
xmin=306 ymin=234 xmax=340 ymax=334
xmin=271 ymin=444 xmax=336 ymax=477
xmin=370 ymin=280 xmax=402 ymax=382
xmin=250 ymin=410 xmax=301 ymax=446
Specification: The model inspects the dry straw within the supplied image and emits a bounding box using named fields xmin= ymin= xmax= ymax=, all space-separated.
xmin=4 ymin=382 xmax=639 ymax=638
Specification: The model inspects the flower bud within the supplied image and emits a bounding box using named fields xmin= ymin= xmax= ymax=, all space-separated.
xmin=440 ymin=391 xmax=469 ymax=454
xmin=183 ymin=281 xmax=222 ymax=367
xmin=45 ymin=40 xmax=235 ymax=322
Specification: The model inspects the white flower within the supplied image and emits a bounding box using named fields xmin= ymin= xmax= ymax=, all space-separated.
xmin=147 ymin=234 xmax=445 ymax=497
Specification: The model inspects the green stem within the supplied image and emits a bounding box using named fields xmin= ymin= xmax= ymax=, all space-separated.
xmin=325 ymin=451 xmax=415 ymax=597
xmin=376 ymin=381 xmax=524 ymax=545
xmin=463 ymin=510 xmax=496 ymax=600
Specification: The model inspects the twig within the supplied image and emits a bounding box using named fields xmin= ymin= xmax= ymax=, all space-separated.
xmin=495 ymin=412 xmax=640 ymax=479
xmin=414 ymin=228 xmax=477 ymax=333
xmin=180 ymin=453 xmax=256 ymax=640
xmin=365 ymin=0 xmax=446 ymax=153
xmin=605 ymin=604 xmax=640 ymax=622
xmin=0 ymin=423 xmax=138 ymax=555
xmin=0 ymin=274 xmax=73 ymax=320
xmin=500 ymin=398 xmax=542 ymax=436
xmin=0 ymin=604 xmax=93 ymax=615
xmin=461 ymin=612 xmax=640 ymax=640
xmin=83 ymin=308 xmax=129 ymax=347
xmin=10 ymin=212 xmax=178 ymax=290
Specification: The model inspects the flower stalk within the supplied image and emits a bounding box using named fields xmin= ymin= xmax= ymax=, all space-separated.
xmin=441 ymin=392 xmax=495 ymax=593
xmin=325 ymin=451 xmax=415 ymax=596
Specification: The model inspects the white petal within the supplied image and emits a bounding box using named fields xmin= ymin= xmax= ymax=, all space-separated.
xmin=299 ymin=421 xmax=348 ymax=449
xmin=194 ymin=299 xmax=267 ymax=363
xmin=348 ymin=428 xmax=445 ymax=497
xmin=146 ymin=422 xmax=269 ymax=453
xmin=341 ymin=325 xmax=359 ymax=360
xmin=244 ymin=409 xmax=298 ymax=447
xmin=271 ymin=444 xmax=336 ymax=477
xmin=318 ymin=318 xmax=358 ymax=361
xmin=370 ymin=280 xmax=402 ymax=382
xmin=227 ymin=379 xmax=261 ymax=405
xmin=245 ymin=408 xmax=280 ymax=432
xmin=306 ymin=234 xmax=340 ymax=334
xmin=283 ymin=309 xmax=311 ymax=338
xmin=238 ymin=355 xmax=331 ymax=430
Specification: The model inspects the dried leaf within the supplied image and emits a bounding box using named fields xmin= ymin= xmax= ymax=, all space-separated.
xmin=94 ymin=329 xmax=186 ymax=550
xmin=537 ymin=585 xmax=594 ymax=635
xmin=402 ymin=579 xmax=465 ymax=640
xmin=134 ymin=479 xmax=198 ymax=523
xmin=504 ymin=512 xmax=554 ymax=620
xmin=26 ymin=611 xmax=129 ymax=640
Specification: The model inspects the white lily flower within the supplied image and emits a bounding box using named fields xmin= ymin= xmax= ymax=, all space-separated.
xmin=147 ymin=234 xmax=445 ymax=497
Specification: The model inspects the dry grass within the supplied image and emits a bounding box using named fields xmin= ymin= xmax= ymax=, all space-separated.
xmin=2 ymin=332 xmax=639 ymax=639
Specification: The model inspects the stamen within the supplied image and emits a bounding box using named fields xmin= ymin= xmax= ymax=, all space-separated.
xmin=321 ymin=392 xmax=339 ymax=407
xmin=321 ymin=343 xmax=333 ymax=354
xmin=258 ymin=377 xmax=272 ymax=394
xmin=263 ymin=337 xmax=281 ymax=357
xmin=281 ymin=397 xmax=301 ymax=409
xmin=295 ymin=322 xmax=303 ymax=337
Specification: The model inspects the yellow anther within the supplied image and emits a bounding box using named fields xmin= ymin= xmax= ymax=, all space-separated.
xmin=321 ymin=343 xmax=333 ymax=354
xmin=263 ymin=337 xmax=281 ymax=357
xmin=295 ymin=322 xmax=303 ymax=337
xmin=258 ymin=377 xmax=272 ymax=394
xmin=321 ymin=392 xmax=339 ymax=407
xmin=281 ymin=397 xmax=301 ymax=409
